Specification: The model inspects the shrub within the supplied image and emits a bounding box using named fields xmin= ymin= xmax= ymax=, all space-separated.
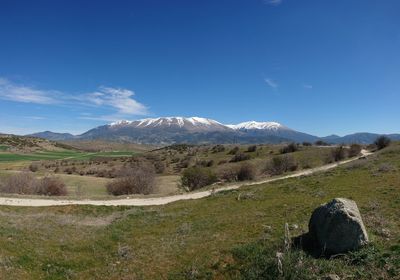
xmin=314 ymin=140 xmax=329 ymax=146
xmin=374 ymin=136 xmax=391 ymax=150
xmin=0 ymin=172 xmax=37 ymax=194
xmin=237 ymin=163 xmax=256 ymax=181
xmin=181 ymin=167 xmax=217 ymax=191
xmin=280 ymin=143 xmax=298 ymax=154
xmin=228 ymin=146 xmax=240 ymax=155
xmin=218 ymin=166 xmax=239 ymax=182
xmin=331 ymin=146 xmax=347 ymax=162
xmin=29 ymin=163 xmax=39 ymax=172
xmin=302 ymin=142 xmax=312 ymax=146
xmin=196 ymin=159 xmax=214 ymax=167
xmin=154 ymin=161 xmax=166 ymax=174
xmin=212 ymin=145 xmax=225 ymax=153
xmin=36 ymin=176 xmax=67 ymax=196
xmin=247 ymin=145 xmax=257 ymax=153
xmin=230 ymin=152 xmax=250 ymax=162
xmin=266 ymin=155 xmax=298 ymax=175
xmin=348 ymin=144 xmax=362 ymax=157
xmin=106 ymin=163 xmax=156 ymax=195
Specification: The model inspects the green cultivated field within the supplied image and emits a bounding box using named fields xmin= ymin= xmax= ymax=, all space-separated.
xmin=0 ymin=150 xmax=137 ymax=162
xmin=0 ymin=143 xmax=398 ymax=279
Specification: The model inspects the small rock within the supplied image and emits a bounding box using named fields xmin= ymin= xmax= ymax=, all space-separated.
xmin=324 ymin=274 xmax=340 ymax=280
xmin=309 ymin=198 xmax=368 ymax=255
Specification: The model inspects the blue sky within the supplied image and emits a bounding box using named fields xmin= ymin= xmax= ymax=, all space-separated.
xmin=0 ymin=0 xmax=399 ymax=136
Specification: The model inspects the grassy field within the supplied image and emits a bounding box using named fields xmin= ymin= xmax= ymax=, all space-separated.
xmin=0 ymin=144 xmax=398 ymax=279
xmin=0 ymin=150 xmax=138 ymax=162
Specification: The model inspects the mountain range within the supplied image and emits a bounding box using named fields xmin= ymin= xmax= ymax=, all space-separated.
xmin=28 ymin=116 xmax=400 ymax=145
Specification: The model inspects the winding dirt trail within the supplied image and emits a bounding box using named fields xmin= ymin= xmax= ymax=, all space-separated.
xmin=0 ymin=150 xmax=372 ymax=207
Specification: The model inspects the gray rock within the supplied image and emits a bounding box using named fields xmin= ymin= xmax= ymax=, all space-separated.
xmin=309 ymin=198 xmax=368 ymax=255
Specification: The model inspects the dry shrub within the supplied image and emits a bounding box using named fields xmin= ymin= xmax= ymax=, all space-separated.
xmin=218 ymin=166 xmax=239 ymax=182
xmin=247 ymin=145 xmax=257 ymax=153
xmin=280 ymin=143 xmax=298 ymax=154
xmin=106 ymin=163 xmax=156 ymax=195
xmin=36 ymin=176 xmax=67 ymax=196
xmin=0 ymin=173 xmax=67 ymax=196
xmin=331 ymin=146 xmax=348 ymax=162
xmin=228 ymin=146 xmax=240 ymax=155
xmin=29 ymin=163 xmax=40 ymax=172
xmin=237 ymin=163 xmax=256 ymax=181
xmin=230 ymin=152 xmax=250 ymax=162
xmin=348 ymin=144 xmax=362 ymax=157
xmin=266 ymin=155 xmax=298 ymax=175
xmin=181 ymin=167 xmax=217 ymax=191
xmin=1 ymin=172 xmax=37 ymax=194
xmin=374 ymin=136 xmax=391 ymax=150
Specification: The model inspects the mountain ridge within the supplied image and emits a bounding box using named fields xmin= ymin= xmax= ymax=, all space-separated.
xmin=27 ymin=116 xmax=400 ymax=145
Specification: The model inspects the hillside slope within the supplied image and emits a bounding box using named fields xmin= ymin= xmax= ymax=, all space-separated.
xmin=0 ymin=143 xmax=398 ymax=278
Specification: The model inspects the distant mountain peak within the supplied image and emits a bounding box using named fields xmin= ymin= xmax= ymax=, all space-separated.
xmin=227 ymin=121 xmax=285 ymax=130
xmin=109 ymin=116 xmax=225 ymax=129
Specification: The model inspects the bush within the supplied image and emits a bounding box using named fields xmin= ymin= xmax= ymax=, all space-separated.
xmin=228 ymin=146 xmax=240 ymax=155
xmin=230 ymin=152 xmax=251 ymax=162
xmin=218 ymin=166 xmax=239 ymax=182
xmin=36 ymin=176 xmax=68 ymax=196
xmin=348 ymin=143 xmax=362 ymax=157
xmin=29 ymin=163 xmax=39 ymax=172
xmin=154 ymin=161 xmax=166 ymax=174
xmin=246 ymin=145 xmax=257 ymax=153
xmin=181 ymin=167 xmax=217 ymax=191
xmin=314 ymin=140 xmax=329 ymax=146
xmin=331 ymin=146 xmax=348 ymax=162
xmin=374 ymin=136 xmax=391 ymax=150
xmin=237 ymin=163 xmax=256 ymax=181
xmin=302 ymin=142 xmax=312 ymax=146
xmin=0 ymin=173 xmax=67 ymax=196
xmin=280 ymin=143 xmax=298 ymax=154
xmin=266 ymin=155 xmax=298 ymax=175
xmin=0 ymin=172 xmax=37 ymax=194
xmin=212 ymin=145 xmax=225 ymax=153
xmin=106 ymin=163 xmax=156 ymax=195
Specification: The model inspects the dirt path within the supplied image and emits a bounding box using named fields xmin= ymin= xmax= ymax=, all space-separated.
xmin=0 ymin=150 xmax=372 ymax=207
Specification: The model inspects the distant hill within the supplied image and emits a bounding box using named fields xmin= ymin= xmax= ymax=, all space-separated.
xmin=322 ymin=133 xmax=400 ymax=144
xmin=28 ymin=116 xmax=400 ymax=145
xmin=0 ymin=134 xmax=74 ymax=152
xmin=28 ymin=131 xmax=76 ymax=141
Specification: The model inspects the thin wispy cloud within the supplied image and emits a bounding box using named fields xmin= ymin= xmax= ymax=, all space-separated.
xmin=0 ymin=78 xmax=59 ymax=104
xmin=25 ymin=116 xmax=46 ymax=120
xmin=303 ymin=84 xmax=313 ymax=89
xmin=264 ymin=78 xmax=279 ymax=89
xmin=85 ymin=86 xmax=148 ymax=116
xmin=265 ymin=0 xmax=283 ymax=6
xmin=0 ymin=77 xmax=149 ymax=121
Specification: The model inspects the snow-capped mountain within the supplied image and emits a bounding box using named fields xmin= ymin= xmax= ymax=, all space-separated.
xmin=110 ymin=117 xmax=229 ymax=132
xmin=227 ymin=121 xmax=284 ymax=131
xmin=31 ymin=116 xmax=399 ymax=145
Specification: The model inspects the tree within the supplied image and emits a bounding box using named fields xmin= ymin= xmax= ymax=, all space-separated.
xmin=374 ymin=136 xmax=391 ymax=150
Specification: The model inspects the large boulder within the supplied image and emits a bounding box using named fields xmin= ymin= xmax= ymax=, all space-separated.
xmin=309 ymin=198 xmax=368 ymax=255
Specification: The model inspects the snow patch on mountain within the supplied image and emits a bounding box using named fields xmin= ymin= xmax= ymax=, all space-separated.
xmin=227 ymin=121 xmax=284 ymax=130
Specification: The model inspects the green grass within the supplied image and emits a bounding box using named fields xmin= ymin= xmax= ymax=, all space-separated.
xmin=0 ymin=144 xmax=398 ymax=278
xmin=0 ymin=145 xmax=9 ymax=151
xmin=0 ymin=150 xmax=137 ymax=162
